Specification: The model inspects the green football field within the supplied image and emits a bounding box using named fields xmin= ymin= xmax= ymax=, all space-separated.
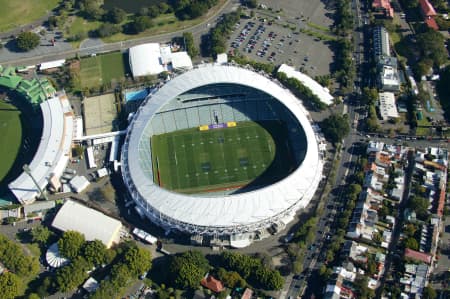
xmin=151 ymin=121 xmax=294 ymax=194
xmin=0 ymin=100 xmax=22 ymax=182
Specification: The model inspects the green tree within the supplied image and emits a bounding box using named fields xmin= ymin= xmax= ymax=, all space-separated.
xmin=245 ymin=0 xmax=258 ymax=8
xmin=58 ymin=230 xmax=86 ymax=259
xmin=183 ymin=32 xmax=199 ymax=57
xmin=83 ymin=239 xmax=108 ymax=266
xmin=320 ymin=114 xmax=350 ymax=144
xmin=404 ymin=237 xmax=419 ymax=251
xmin=362 ymin=87 xmax=378 ymax=105
xmin=169 ymin=250 xmax=209 ymax=289
xmin=0 ymin=272 xmax=22 ymax=299
xmin=106 ymin=7 xmax=127 ymax=24
xmin=16 ymin=32 xmax=40 ymax=51
xmin=0 ymin=234 xmax=39 ymax=277
xmin=30 ymin=225 xmax=52 ymax=245
xmin=27 ymin=293 xmax=41 ymax=299
xmin=416 ymin=29 xmax=447 ymax=67
xmin=422 ymin=285 xmax=437 ymax=299
xmin=123 ymin=245 xmax=152 ymax=277
xmin=96 ymin=23 xmax=121 ymax=37
xmin=55 ymin=256 xmax=91 ymax=292
xmin=217 ymin=269 xmax=246 ymax=288
xmin=78 ymin=0 xmax=104 ymax=20
xmin=130 ymin=16 xmax=153 ymax=33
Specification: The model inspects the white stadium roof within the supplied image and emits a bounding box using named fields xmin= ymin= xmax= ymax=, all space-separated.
xmin=9 ymin=93 xmax=73 ymax=204
xmin=52 ymin=200 xmax=122 ymax=248
xmin=122 ymin=64 xmax=323 ymax=235
xmin=278 ymin=64 xmax=334 ymax=106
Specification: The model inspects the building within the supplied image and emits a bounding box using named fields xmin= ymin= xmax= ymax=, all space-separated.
xmin=69 ymin=175 xmax=90 ymax=193
xmin=9 ymin=92 xmax=74 ymax=204
xmin=419 ymin=0 xmax=439 ymax=30
xmin=378 ymin=92 xmax=399 ymax=120
xmin=122 ymin=64 xmax=323 ymax=247
xmin=129 ymin=43 xmax=193 ymax=77
xmin=372 ymin=0 xmax=394 ymax=18
xmin=373 ymin=26 xmax=390 ymax=58
xmin=200 ymin=274 xmax=224 ymax=293
xmin=52 ymin=200 xmax=123 ymax=248
xmin=379 ymin=65 xmax=400 ymax=92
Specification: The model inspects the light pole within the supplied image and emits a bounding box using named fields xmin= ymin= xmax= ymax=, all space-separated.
xmin=23 ymin=164 xmax=49 ymax=201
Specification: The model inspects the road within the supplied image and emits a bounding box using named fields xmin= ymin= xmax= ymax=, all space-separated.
xmin=0 ymin=0 xmax=238 ymax=66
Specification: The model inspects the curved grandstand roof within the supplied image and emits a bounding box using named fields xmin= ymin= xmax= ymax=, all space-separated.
xmin=122 ymin=64 xmax=323 ymax=231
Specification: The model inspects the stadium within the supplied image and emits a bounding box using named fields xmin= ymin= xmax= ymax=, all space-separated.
xmin=121 ymin=64 xmax=324 ymax=247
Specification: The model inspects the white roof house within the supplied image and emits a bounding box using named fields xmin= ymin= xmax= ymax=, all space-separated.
xmin=170 ymin=51 xmax=193 ymax=70
xmin=129 ymin=43 xmax=166 ymax=77
xmin=52 ymin=200 xmax=122 ymax=248
xmin=216 ymin=53 xmax=228 ymax=64
xmin=69 ymin=176 xmax=90 ymax=193
xmin=278 ymin=64 xmax=334 ymax=106
xmin=378 ymin=92 xmax=399 ymax=120
xmin=9 ymin=92 xmax=74 ymax=204
xmin=39 ymin=59 xmax=66 ymax=71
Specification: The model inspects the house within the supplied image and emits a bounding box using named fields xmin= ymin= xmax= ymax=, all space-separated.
xmin=201 ymin=274 xmax=225 ymax=293
xmin=419 ymin=0 xmax=439 ymax=30
xmin=241 ymin=288 xmax=253 ymax=299
xmin=372 ymin=0 xmax=394 ymax=18
xmin=404 ymin=248 xmax=432 ymax=264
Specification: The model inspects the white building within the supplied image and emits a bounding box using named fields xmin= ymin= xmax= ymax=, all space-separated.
xmin=52 ymin=200 xmax=122 ymax=248
xmin=129 ymin=43 xmax=193 ymax=77
xmin=69 ymin=175 xmax=90 ymax=193
xmin=378 ymin=92 xmax=399 ymax=120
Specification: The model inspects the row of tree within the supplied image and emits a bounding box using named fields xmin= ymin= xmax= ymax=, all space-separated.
xmin=204 ymin=9 xmax=241 ymax=57
xmin=276 ymin=72 xmax=328 ymax=111
xmin=219 ymin=251 xmax=284 ymax=290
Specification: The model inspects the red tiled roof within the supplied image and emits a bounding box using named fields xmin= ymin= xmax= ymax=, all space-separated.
xmin=425 ymin=18 xmax=439 ymax=30
xmin=372 ymin=0 xmax=395 ymax=17
xmin=241 ymin=288 xmax=253 ymax=299
xmin=437 ymin=186 xmax=446 ymax=216
xmin=201 ymin=275 xmax=224 ymax=293
xmin=419 ymin=0 xmax=437 ymax=17
xmin=404 ymin=248 xmax=432 ymax=264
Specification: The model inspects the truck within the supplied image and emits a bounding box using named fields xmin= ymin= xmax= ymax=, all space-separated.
xmin=132 ymin=228 xmax=157 ymax=245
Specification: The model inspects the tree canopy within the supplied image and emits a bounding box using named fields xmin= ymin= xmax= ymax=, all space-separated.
xmin=16 ymin=32 xmax=40 ymax=51
xmin=0 ymin=234 xmax=39 ymax=277
xmin=55 ymin=256 xmax=91 ymax=292
xmin=83 ymin=239 xmax=108 ymax=266
xmin=0 ymin=272 xmax=22 ymax=299
xmin=123 ymin=245 xmax=152 ymax=277
xmin=320 ymin=114 xmax=350 ymax=144
xmin=58 ymin=230 xmax=86 ymax=259
xmin=169 ymin=250 xmax=210 ymax=289
xmin=30 ymin=225 xmax=52 ymax=245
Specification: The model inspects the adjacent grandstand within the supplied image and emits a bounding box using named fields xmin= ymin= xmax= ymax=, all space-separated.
xmin=122 ymin=64 xmax=323 ymax=247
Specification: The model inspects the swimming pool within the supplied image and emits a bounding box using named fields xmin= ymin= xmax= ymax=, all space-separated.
xmin=125 ymin=89 xmax=149 ymax=102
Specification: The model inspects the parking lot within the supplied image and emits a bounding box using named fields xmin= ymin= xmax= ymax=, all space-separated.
xmin=227 ymin=0 xmax=335 ymax=77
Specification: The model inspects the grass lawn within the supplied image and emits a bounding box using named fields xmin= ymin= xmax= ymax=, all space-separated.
xmin=151 ymin=121 xmax=294 ymax=194
xmin=79 ymin=52 xmax=127 ymax=88
xmin=0 ymin=100 xmax=22 ymax=182
xmin=0 ymin=0 xmax=59 ymax=32
xmin=65 ymin=16 xmax=102 ymax=48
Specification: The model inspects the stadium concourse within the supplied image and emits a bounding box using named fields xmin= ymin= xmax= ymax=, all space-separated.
xmin=122 ymin=64 xmax=324 ymax=248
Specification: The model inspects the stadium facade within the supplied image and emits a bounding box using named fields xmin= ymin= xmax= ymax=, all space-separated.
xmin=122 ymin=64 xmax=324 ymax=247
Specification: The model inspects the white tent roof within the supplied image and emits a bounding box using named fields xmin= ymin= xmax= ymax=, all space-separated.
xmin=52 ymin=200 xmax=122 ymax=248
xmin=170 ymin=51 xmax=193 ymax=70
xmin=129 ymin=43 xmax=165 ymax=77
xmin=39 ymin=59 xmax=66 ymax=70
xmin=278 ymin=64 xmax=334 ymax=106
xmin=45 ymin=242 xmax=69 ymax=268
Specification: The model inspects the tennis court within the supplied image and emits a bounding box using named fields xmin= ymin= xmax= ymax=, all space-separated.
xmin=151 ymin=120 xmax=294 ymax=194
xmin=80 ymin=52 xmax=127 ymax=88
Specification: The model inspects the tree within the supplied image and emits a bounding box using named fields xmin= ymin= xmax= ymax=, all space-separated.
xmin=408 ymin=196 xmax=430 ymax=220
xmin=362 ymin=87 xmax=378 ymax=105
xmin=16 ymin=32 xmax=40 ymax=51
xmin=320 ymin=114 xmax=350 ymax=144
xmin=245 ymin=0 xmax=258 ymax=8
xmin=123 ymin=245 xmax=152 ymax=277
xmin=183 ymin=32 xmax=199 ymax=57
xmin=55 ymin=257 xmax=91 ymax=292
xmin=106 ymin=7 xmax=127 ymax=24
xmin=404 ymin=237 xmax=419 ymax=251
xmin=217 ymin=269 xmax=246 ymax=288
xmin=0 ymin=272 xmax=22 ymax=299
xmin=416 ymin=29 xmax=447 ymax=67
xmin=0 ymin=234 xmax=39 ymax=277
xmin=78 ymin=0 xmax=104 ymax=20
xmin=30 ymin=226 xmax=52 ymax=245
xmin=58 ymin=230 xmax=85 ymax=259
xmin=83 ymin=239 xmax=108 ymax=266
xmin=169 ymin=250 xmax=209 ymax=289
xmin=96 ymin=23 xmax=121 ymax=37
xmin=423 ymin=285 xmax=437 ymax=299
xmin=130 ymin=16 xmax=153 ymax=33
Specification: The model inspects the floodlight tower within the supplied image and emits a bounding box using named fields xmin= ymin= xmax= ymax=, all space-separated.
xmin=23 ymin=164 xmax=49 ymax=201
